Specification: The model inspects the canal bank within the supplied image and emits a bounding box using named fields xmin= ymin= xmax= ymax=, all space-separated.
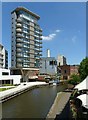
xmin=46 ymin=91 xmax=71 ymax=119
xmin=0 ymin=82 xmax=48 ymax=103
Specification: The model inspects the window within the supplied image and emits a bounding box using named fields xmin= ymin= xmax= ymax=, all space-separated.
xmin=49 ymin=61 xmax=53 ymax=65
xmin=59 ymin=62 xmax=60 ymax=66
xmin=64 ymin=70 xmax=67 ymax=74
xmin=2 ymin=72 xmax=9 ymax=75
xmin=49 ymin=60 xmax=57 ymax=65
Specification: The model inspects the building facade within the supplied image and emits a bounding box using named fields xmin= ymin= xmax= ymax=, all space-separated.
xmin=58 ymin=65 xmax=79 ymax=80
xmin=11 ymin=7 xmax=42 ymax=81
xmin=11 ymin=7 xmax=42 ymax=68
xmin=57 ymin=55 xmax=67 ymax=66
xmin=0 ymin=68 xmax=21 ymax=85
xmin=0 ymin=44 xmax=8 ymax=69
xmin=39 ymin=57 xmax=57 ymax=75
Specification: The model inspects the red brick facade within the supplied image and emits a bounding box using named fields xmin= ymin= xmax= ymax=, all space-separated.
xmin=58 ymin=65 xmax=79 ymax=80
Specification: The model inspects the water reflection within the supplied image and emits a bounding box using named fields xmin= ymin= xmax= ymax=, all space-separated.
xmin=2 ymin=84 xmax=67 ymax=118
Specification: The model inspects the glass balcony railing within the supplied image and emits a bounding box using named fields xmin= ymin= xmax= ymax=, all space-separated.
xmin=16 ymin=23 xmax=22 ymax=28
xmin=16 ymin=38 xmax=23 ymax=42
xmin=17 ymin=18 xmax=22 ymax=23
xmin=16 ymin=33 xmax=23 ymax=37
xmin=16 ymin=43 xmax=23 ymax=47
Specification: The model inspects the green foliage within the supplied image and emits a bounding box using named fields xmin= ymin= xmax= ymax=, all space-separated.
xmin=78 ymin=57 xmax=88 ymax=81
xmin=68 ymin=74 xmax=80 ymax=85
xmin=3 ymin=84 xmax=14 ymax=86
xmin=0 ymin=87 xmax=15 ymax=92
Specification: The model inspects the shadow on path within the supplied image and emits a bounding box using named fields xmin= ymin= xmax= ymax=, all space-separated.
xmin=55 ymin=100 xmax=72 ymax=120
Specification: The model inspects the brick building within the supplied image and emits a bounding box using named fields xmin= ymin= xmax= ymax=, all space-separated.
xmin=58 ymin=65 xmax=79 ymax=80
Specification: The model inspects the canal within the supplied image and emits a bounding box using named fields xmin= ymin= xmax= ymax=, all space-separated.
xmin=2 ymin=84 xmax=67 ymax=118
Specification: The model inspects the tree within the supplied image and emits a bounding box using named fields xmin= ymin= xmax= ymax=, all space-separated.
xmin=78 ymin=57 xmax=88 ymax=81
xmin=68 ymin=74 xmax=80 ymax=85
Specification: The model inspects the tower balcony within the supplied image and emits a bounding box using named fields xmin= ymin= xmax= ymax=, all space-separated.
xmin=16 ymin=59 xmax=22 ymax=62
xmin=35 ymin=45 xmax=42 ymax=48
xmin=35 ymin=31 xmax=42 ymax=36
xmin=29 ymin=22 xmax=34 ymax=27
xmin=39 ymin=37 xmax=42 ymax=40
xmin=16 ymin=38 xmax=23 ymax=42
xmin=16 ymin=28 xmax=22 ymax=32
xmin=16 ymin=43 xmax=23 ymax=47
xmin=35 ymin=49 xmax=42 ymax=52
xmin=34 ymin=52 xmax=42 ymax=56
xmin=16 ymin=48 xmax=22 ymax=52
xmin=16 ymin=23 xmax=22 ymax=28
xmin=17 ymin=18 xmax=22 ymax=23
xmin=16 ymin=33 xmax=23 ymax=37
xmin=34 ymin=40 xmax=42 ymax=44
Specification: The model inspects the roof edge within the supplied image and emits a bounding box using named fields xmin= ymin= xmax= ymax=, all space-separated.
xmin=11 ymin=7 xmax=40 ymax=20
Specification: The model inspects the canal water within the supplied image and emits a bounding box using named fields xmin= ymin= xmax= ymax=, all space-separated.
xmin=2 ymin=84 xmax=67 ymax=118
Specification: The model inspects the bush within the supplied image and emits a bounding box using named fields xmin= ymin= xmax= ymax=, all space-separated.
xmin=78 ymin=57 xmax=88 ymax=81
xmin=68 ymin=74 xmax=80 ymax=85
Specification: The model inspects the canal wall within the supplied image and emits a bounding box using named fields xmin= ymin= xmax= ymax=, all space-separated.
xmin=46 ymin=91 xmax=71 ymax=119
xmin=0 ymin=82 xmax=48 ymax=103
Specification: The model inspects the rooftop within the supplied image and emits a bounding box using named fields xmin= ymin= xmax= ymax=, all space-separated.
xmin=11 ymin=6 xmax=40 ymax=20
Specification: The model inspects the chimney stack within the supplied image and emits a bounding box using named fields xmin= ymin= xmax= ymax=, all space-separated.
xmin=47 ymin=49 xmax=50 ymax=57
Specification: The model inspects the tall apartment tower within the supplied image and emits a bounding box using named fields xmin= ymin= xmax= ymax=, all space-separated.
xmin=0 ymin=44 xmax=8 ymax=69
xmin=57 ymin=55 xmax=66 ymax=66
xmin=11 ymin=7 xmax=42 ymax=81
xmin=11 ymin=7 xmax=42 ymax=69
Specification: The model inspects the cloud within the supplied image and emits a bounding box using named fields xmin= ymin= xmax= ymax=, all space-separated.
xmin=42 ymin=33 xmax=56 ymax=41
xmin=72 ymin=36 xmax=77 ymax=43
xmin=42 ymin=29 xmax=61 ymax=41
xmin=55 ymin=29 xmax=61 ymax=33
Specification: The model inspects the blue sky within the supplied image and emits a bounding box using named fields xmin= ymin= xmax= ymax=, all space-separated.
xmin=2 ymin=2 xmax=86 ymax=67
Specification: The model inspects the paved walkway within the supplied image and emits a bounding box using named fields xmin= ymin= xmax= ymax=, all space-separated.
xmin=46 ymin=92 xmax=71 ymax=119
xmin=0 ymin=86 xmax=15 ymax=89
xmin=0 ymin=82 xmax=48 ymax=101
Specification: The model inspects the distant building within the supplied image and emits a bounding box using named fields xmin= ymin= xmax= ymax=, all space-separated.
xmin=0 ymin=44 xmax=8 ymax=69
xmin=11 ymin=7 xmax=42 ymax=81
xmin=70 ymin=65 xmax=79 ymax=76
xmin=57 ymin=55 xmax=66 ymax=66
xmin=39 ymin=57 xmax=57 ymax=75
xmin=58 ymin=65 xmax=79 ymax=80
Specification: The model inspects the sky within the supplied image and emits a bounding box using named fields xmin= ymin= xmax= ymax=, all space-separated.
xmin=1 ymin=2 xmax=86 ymax=67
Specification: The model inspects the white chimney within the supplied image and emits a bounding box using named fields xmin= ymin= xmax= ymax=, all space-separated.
xmin=47 ymin=49 xmax=50 ymax=57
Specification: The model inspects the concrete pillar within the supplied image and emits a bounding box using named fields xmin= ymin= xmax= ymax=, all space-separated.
xmin=21 ymin=70 xmax=31 ymax=82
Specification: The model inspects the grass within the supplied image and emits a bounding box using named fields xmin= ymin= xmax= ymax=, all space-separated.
xmin=0 ymin=87 xmax=15 ymax=92
xmin=2 ymin=84 xmax=14 ymax=86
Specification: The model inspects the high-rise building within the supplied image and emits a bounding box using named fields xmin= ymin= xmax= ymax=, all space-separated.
xmin=11 ymin=7 xmax=42 ymax=68
xmin=0 ymin=44 xmax=8 ymax=69
xmin=11 ymin=7 xmax=42 ymax=81
xmin=57 ymin=55 xmax=66 ymax=66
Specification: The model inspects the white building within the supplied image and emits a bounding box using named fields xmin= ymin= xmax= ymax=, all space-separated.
xmin=0 ymin=69 xmax=21 ymax=85
xmin=39 ymin=57 xmax=57 ymax=75
xmin=0 ymin=44 xmax=8 ymax=69
xmin=57 ymin=55 xmax=67 ymax=66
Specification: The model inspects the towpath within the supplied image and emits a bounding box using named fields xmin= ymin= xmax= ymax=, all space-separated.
xmin=46 ymin=91 xmax=71 ymax=119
